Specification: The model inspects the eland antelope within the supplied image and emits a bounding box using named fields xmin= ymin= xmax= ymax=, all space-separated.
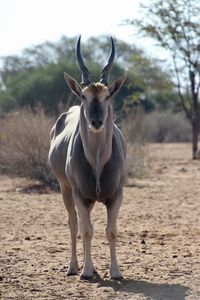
xmin=48 ymin=36 xmax=127 ymax=280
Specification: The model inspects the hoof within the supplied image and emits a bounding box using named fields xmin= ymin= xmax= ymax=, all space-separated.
xmin=67 ymin=271 xmax=78 ymax=276
xmin=111 ymin=275 xmax=123 ymax=281
xmin=80 ymin=274 xmax=94 ymax=281
xmin=93 ymin=270 xmax=101 ymax=279
xmin=67 ymin=265 xmax=79 ymax=276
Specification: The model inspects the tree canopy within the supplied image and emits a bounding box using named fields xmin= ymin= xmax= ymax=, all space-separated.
xmin=0 ymin=35 xmax=175 ymax=116
xmin=127 ymin=0 xmax=200 ymax=158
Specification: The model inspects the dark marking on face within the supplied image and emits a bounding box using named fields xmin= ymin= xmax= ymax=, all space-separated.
xmin=89 ymin=98 xmax=104 ymax=129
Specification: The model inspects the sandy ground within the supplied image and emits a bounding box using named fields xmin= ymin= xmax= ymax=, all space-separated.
xmin=0 ymin=143 xmax=200 ymax=300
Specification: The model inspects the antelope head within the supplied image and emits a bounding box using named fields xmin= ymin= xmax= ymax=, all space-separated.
xmin=64 ymin=36 xmax=126 ymax=133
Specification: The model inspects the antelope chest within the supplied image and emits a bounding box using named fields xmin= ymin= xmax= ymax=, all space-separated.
xmin=66 ymin=137 xmax=124 ymax=203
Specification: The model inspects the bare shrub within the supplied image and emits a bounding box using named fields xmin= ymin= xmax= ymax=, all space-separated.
xmin=0 ymin=109 xmax=57 ymax=188
xmin=122 ymin=109 xmax=192 ymax=143
xmin=121 ymin=109 xmax=149 ymax=178
xmin=126 ymin=142 xmax=148 ymax=178
xmin=1 ymin=107 xmax=189 ymax=185
xmin=122 ymin=108 xmax=149 ymax=144
xmin=146 ymin=111 xmax=192 ymax=142
xmin=122 ymin=108 xmax=192 ymax=178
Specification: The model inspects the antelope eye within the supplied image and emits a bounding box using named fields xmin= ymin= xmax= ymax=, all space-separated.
xmin=81 ymin=94 xmax=86 ymax=100
xmin=105 ymin=95 xmax=110 ymax=100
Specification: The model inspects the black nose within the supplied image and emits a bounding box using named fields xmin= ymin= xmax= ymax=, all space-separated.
xmin=91 ymin=120 xmax=103 ymax=129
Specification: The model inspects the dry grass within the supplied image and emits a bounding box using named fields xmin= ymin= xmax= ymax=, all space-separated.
xmin=122 ymin=110 xmax=150 ymax=179
xmin=121 ymin=109 xmax=192 ymax=178
xmin=126 ymin=143 xmax=149 ymax=179
xmin=0 ymin=108 xmax=151 ymax=189
xmin=122 ymin=109 xmax=191 ymax=143
xmin=0 ymin=109 xmax=57 ymax=187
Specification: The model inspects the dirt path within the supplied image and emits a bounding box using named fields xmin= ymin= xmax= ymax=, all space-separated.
xmin=0 ymin=144 xmax=200 ymax=299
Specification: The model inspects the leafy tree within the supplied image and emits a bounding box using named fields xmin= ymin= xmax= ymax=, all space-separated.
xmin=0 ymin=35 xmax=175 ymax=117
xmin=127 ymin=0 xmax=200 ymax=158
xmin=126 ymin=49 xmax=175 ymax=111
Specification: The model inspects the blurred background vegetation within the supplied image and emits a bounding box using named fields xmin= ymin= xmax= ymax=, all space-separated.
xmin=0 ymin=35 xmax=179 ymax=115
xmin=0 ymin=35 xmax=192 ymax=187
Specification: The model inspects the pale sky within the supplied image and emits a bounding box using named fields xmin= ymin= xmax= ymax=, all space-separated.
xmin=0 ymin=0 xmax=147 ymax=57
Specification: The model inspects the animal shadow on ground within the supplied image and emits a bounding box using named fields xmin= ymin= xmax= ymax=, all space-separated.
xmin=96 ymin=278 xmax=189 ymax=300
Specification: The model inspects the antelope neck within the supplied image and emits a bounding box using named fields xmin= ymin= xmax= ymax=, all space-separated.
xmin=80 ymin=104 xmax=113 ymax=196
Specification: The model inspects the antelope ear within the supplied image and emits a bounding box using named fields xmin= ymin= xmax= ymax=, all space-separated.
xmin=109 ymin=75 xmax=126 ymax=97
xmin=64 ymin=72 xmax=82 ymax=99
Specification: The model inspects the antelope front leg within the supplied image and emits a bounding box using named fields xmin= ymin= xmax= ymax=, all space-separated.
xmin=73 ymin=190 xmax=95 ymax=280
xmin=106 ymin=190 xmax=123 ymax=280
xmin=60 ymin=183 xmax=78 ymax=275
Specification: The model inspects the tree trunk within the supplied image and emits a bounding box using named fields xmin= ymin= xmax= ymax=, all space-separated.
xmin=192 ymin=119 xmax=199 ymax=159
